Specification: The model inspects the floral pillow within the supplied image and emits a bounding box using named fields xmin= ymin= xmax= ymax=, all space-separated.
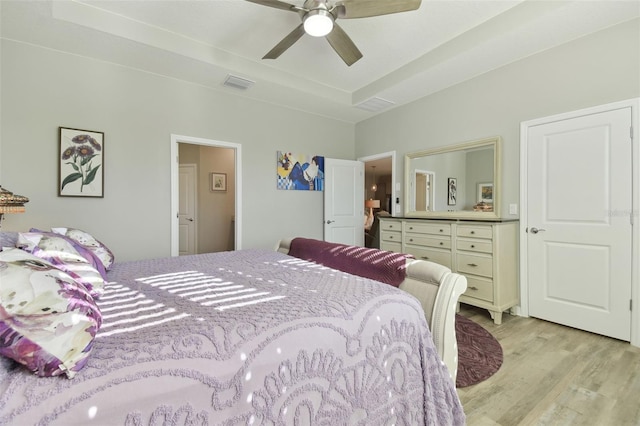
xmin=52 ymin=227 xmax=114 ymax=271
xmin=0 ymin=248 xmax=102 ymax=378
xmin=17 ymin=232 xmax=106 ymax=299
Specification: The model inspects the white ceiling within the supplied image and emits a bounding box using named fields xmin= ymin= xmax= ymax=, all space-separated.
xmin=2 ymin=0 xmax=638 ymax=123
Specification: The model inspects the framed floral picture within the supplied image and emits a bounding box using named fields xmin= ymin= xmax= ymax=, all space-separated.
xmin=210 ymin=172 xmax=227 ymax=192
xmin=59 ymin=127 xmax=104 ymax=197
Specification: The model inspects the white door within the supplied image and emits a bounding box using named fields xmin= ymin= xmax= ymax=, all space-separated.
xmin=324 ymin=158 xmax=365 ymax=246
xmin=178 ymin=164 xmax=197 ymax=256
xmin=527 ymin=107 xmax=632 ymax=340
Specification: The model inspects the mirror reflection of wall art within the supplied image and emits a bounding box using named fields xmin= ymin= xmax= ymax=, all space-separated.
xmin=447 ymin=178 xmax=457 ymax=205
xmin=276 ymin=151 xmax=324 ymax=191
xmin=210 ymin=172 xmax=227 ymax=192
xmin=478 ymin=183 xmax=493 ymax=203
xmin=59 ymin=127 xmax=104 ymax=198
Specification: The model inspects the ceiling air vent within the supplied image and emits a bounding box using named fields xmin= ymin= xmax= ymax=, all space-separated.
xmin=356 ymin=97 xmax=395 ymax=112
xmin=223 ymin=74 xmax=255 ymax=90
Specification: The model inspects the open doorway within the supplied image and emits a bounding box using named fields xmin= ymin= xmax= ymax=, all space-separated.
xmin=170 ymin=135 xmax=243 ymax=256
xmin=357 ymin=151 xmax=395 ymax=248
xmin=179 ymin=144 xmax=235 ymax=254
xmin=359 ymin=152 xmax=395 ymax=213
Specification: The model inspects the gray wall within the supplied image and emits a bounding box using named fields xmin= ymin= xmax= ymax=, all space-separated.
xmin=355 ymin=18 xmax=640 ymax=218
xmin=2 ymin=18 xmax=638 ymax=262
xmin=0 ymin=40 xmax=354 ymax=261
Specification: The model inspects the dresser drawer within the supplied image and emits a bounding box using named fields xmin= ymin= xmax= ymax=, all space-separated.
xmin=462 ymin=276 xmax=494 ymax=302
xmin=405 ymin=222 xmax=451 ymax=236
xmin=380 ymin=221 xmax=401 ymax=232
xmin=457 ymin=238 xmax=493 ymax=254
xmin=406 ymin=246 xmax=452 ymax=268
xmin=456 ymin=253 xmax=493 ymax=278
xmin=456 ymin=225 xmax=492 ymax=239
xmin=405 ymin=234 xmax=451 ymax=249
xmin=381 ymin=230 xmax=401 ymax=244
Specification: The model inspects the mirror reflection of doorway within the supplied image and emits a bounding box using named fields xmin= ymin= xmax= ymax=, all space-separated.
xmin=415 ymin=170 xmax=434 ymax=211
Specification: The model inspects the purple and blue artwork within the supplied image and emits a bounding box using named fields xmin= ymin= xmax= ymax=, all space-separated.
xmin=277 ymin=151 xmax=324 ymax=191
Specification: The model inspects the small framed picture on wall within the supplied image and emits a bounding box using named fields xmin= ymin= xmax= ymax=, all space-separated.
xmin=447 ymin=178 xmax=457 ymax=205
xmin=210 ymin=172 xmax=227 ymax=192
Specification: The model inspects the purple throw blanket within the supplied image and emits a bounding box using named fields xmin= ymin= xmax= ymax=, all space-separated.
xmin=289 ymin=237 xmax=413 ymax=287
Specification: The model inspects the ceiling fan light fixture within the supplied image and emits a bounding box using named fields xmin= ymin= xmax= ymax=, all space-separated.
xmin=303 ymin=9 xmax=334 ymax=37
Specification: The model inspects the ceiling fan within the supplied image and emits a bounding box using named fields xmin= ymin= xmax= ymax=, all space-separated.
xmin=245 ymin=0 xmax=422 ymax=66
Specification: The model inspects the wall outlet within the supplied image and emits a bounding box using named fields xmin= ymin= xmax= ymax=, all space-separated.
xmin=509 ymin=204 xmax=518 ymax=215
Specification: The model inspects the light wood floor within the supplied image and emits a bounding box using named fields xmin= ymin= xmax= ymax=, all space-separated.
xmin=456 ymin=304 xmax=640 ymax=426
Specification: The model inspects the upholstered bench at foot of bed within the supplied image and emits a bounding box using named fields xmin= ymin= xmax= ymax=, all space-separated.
xmin=276 ymin=238 xmax=467 ymax=382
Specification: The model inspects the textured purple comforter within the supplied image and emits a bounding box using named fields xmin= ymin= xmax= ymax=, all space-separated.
xmin=0 ymin=249 xmax=464 ymax=425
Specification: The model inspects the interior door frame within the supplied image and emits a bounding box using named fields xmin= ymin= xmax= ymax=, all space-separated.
xmin=357 ymin=151 xmax=397 ymax=214
xmin=170 ymin=134 xmax=242 ymax=256
xmin=519 ymin=98 xmax=640 ymax=347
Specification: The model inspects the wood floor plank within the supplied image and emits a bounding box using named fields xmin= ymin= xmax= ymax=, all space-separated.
xmin=456 ymin=304 xmax=640 ymax=426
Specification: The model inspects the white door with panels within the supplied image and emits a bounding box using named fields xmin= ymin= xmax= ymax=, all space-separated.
xmin=324 ymin=158 xmax=365 ymax=246
xmin=526 ymin=107 xmax=632 ymax=341
xmin=178 ymin=164 xmax=197 ymax=256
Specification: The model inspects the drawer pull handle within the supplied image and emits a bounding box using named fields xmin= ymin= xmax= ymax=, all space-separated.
xmin=409 ymin=226 xmax=413 ymax=230
xmin=469 ymin=286 xmax=479 ymax=291
xmin=470 ymin=231 xmax=475 ymax=234
xmin=389 ymin=236 xmax=394 ymax=239
xmin=471 ymin=245 xmax=475 ymax=248
xmin=467 ymin=263 xmax=478 ymax=267
xmin=409 ymin=238 xmax=413 ymax=242
xmin=421 ymin=256 xmax=429 ymax=260
xmin=439 ymin=229 xmax=443 ymax=232
xmin=439 ymin=242 xmax=443 ymax=245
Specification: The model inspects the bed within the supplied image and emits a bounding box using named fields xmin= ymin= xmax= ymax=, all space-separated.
xmin=0 ymin=231 xmax=466 ymax=425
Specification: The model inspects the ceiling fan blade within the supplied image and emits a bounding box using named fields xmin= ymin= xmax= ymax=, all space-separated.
xmin=245 ymin=0 xmax=300 ymax=12
xmin=263 ymin=24 xmax=306 ymax=59
xmin=335 ymin=0 xmax=421 ymax=18
xmin=325 ymin=23 xmax=363 ymax=66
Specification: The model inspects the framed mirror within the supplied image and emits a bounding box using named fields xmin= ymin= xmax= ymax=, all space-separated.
xmin=404 ymin=136 xmax=501 ymax=219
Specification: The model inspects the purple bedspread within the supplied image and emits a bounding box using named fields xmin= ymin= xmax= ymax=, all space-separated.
xmin=0 ymin=249 xmax=464 ymax=425
xmin=289 ymin=238 xmax=413 ymax=287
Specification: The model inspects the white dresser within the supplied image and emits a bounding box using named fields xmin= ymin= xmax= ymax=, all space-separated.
xmin=380 ymin=217 xmax=518 ymax=324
